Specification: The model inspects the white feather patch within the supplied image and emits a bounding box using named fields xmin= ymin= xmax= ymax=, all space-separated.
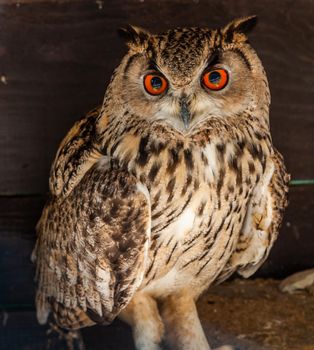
xmin=143 ymin=267 xmax=179 ymax=295
xmin=202 ymin=143 xmax=218 ymax=183
xmin=158 ymin=207 xmax=196 ymax=244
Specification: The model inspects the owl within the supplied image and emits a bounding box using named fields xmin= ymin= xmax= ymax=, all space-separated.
xmin=32 ymin=16 xmax=290 ymax=350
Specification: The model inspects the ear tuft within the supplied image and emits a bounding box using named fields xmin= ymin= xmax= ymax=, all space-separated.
xmin=234 ymin=15 xmax=258 ymax=34
xmin=118 ymin=25 xmax=150 ymax=50
xmin=223 ymin=15 xmax=258 ymax=43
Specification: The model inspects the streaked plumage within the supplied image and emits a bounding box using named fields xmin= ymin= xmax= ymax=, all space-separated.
xmin=33 ymin=16 xmax=289 ymax=350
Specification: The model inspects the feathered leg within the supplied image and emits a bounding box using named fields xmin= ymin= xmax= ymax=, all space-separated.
xmin=159 ymin=292 xmax=210 ymax=350
xmin=119 ymin=292 xmax=164 ymax=350
xmin=160 ymin=292 xmax=234 ymax=350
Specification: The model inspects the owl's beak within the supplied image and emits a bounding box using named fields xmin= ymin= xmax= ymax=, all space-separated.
xmin=179 ymin=96 xmax=191 ymax=130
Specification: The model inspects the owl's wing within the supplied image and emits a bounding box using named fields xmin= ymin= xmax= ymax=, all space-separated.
xmin=49 ymin=107 xmax=104 ymax=198
xmin=216 ymin=149 xmax=289 ymax=283
xmin=32 ymin=161 xmax=151 ymax=329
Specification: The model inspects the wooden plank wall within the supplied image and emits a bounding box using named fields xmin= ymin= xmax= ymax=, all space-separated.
xmin=1 ymin=0 xmax=314 ymax=194
xmin=0 ymin=0 xmax=313 ymax=349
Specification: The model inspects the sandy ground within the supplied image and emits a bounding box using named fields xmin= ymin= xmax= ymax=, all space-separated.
xmin=198 ymin=279 xmax=314 ymax=350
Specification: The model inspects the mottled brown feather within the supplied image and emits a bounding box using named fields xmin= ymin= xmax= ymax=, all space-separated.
xmin=33 ymin=18 xmax=289 ymax=349
xmin=33 ymin=161 xmax=151 ymax=329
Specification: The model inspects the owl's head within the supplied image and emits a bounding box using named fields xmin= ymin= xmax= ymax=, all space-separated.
xmin=105 ymin=16 xmax=270 ymax=134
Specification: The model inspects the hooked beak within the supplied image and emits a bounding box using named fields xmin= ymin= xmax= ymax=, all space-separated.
xmin=179 ymin=96 xmax=191 ymax=130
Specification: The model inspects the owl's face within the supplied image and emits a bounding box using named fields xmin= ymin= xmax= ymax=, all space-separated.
xmin=110 ymin=16 xmax=269 ymax=134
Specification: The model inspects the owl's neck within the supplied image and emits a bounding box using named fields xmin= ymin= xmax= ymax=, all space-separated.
xmin=97 ymin=108 xmax=272 ymax=186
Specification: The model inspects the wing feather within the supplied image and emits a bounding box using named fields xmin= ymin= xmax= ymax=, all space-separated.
xmin=33 ymin=162 xmax=151 ymax=329
xmin=216 ymin=149 xmax=289 ymax=283
xmin=49 ymin=107 xmax=103 ymax=198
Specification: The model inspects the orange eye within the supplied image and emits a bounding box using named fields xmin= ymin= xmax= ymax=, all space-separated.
xmin=144 ymin=74 xmax=168 ymax=95
xmin=202 ymin=69 xmax=228 ymax=91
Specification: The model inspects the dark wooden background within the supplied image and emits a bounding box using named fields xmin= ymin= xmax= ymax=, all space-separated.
xmin=0 ymin=0 xmax=313 ymax=349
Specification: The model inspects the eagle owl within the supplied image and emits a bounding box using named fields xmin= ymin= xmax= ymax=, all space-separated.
xmin=32 ymin=16 xmax=289 ymax=350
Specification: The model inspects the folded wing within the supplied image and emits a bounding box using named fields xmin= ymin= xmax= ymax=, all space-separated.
xmin=33 ymin=163 xmax=151 ymax=329
xmin=216 ymin=149 xmax=289 ymax=283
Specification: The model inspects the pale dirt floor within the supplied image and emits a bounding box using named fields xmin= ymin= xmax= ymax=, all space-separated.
xmin=198 ymin=279 xmax=314 ymax=350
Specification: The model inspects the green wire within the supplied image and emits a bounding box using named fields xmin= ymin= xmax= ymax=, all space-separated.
xmin=289 ymin=179 xmax=314 ymax=186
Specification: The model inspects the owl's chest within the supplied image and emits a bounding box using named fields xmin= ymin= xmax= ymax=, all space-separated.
xmin=138 ymin=142 xmax=264 ymax=296
xmin=141 ymin=183 xmax=246 ymax=297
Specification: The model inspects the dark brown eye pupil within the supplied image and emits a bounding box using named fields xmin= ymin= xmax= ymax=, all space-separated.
xmin=209 ymin=71 xmax=221 ymax=84
xmin=151 ymin=77 xmax=162 ymax=90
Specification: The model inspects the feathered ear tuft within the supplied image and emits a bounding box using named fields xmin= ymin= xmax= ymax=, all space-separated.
xmin=118 ymin=25 xmax=151 ymax=50
xmin=222 ymin=15 xmax=258 ymax=43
